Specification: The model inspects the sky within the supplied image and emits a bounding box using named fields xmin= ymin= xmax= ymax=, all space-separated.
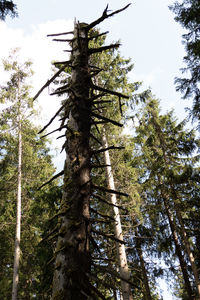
xmin=0 ymin=1 xmax=188 ymax=298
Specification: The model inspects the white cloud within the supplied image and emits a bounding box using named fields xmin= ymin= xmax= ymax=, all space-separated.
xmin=0 ymin=19 xmax=74 ymax=170
xmin=130 ymin=67 xmax=164 ymax=87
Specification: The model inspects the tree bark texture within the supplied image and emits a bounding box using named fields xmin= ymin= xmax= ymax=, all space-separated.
xmin=135 ymin=228 xmax=152 ymax=300
xmin=102 ymin=129 xmax=133 ymax=300
xmin=52 ymin=23 xmax=92 ymax=300
xmin=12 ymin=107 xmax=22 ymax=300
xmin=174 ymin=194 xmax=200 ymax=299
xmin=161 ymin=189 xmax=194 ymax=299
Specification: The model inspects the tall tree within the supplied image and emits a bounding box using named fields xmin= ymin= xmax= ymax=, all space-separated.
xmin=0 ymin=49 xmax=57 ymax=299
xmin=34 ymin=4 xmax=135 ymax=299
xmin=133 ymin=97 xmax=200 ymax=298
xmin=169 ymin=0 xmax=200 ymax=125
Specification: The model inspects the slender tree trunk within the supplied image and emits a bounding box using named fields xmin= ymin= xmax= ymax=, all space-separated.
xmin=135 ymin=228 xmax=152 ymax=300
xmin=52 ymin=22 xmax=92 ymax=300
xmin=161 ymin=189 xmax=194 ymax=299
xmin=102 ymin=129 xmax=133 ymax=300
xmin=174 ymin=195 xmax=200 ymax=298
xmin=12 ymin=107 xmax=22 ymax=300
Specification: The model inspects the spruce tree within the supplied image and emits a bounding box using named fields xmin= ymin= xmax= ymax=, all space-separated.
xmin=133 ymin=96 xmax=200 ymax=298
xmin=170 ymin=0 xmax=200 ymax=125
xmin=0 ymin=49 xmax=58 ymax=299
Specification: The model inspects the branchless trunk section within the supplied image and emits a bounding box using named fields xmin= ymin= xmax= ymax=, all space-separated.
xmin=102 ymin=129 xmax=133 ymax=300
xmin=12 ymin=100 xmax=22 ymax=300
xmin=172 ymin=189 xmax=200 ymax=299
xmin=161 ymin=188 xmax=194 ymax=299
xmin=52 ymin=23 xmax=92 ymax=300
xmin=135 ymin=228 xmax=152 ymax=300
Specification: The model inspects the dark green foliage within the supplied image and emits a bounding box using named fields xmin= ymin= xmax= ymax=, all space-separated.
xmin=170 ymin=1 xmax=200 ymax=125
xmin=133 ymin=96 xmax=200 ymax=298
xmin=0 ymin=0 xmax=17 ymax=20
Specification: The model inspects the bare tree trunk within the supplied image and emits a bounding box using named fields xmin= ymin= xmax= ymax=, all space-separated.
xmin=174 ymin=199 xmax=200 ymax=298
xmin=51 ymin=22 xmax=92 ymax=300
xmin=102 ymin=129 xmax=133 ymax=300
xmin=161 ymin=189 xmax=194 ymax=299
xmin=135 ymin=228 xmax=152 ymax=300
xmin=12 ymin=107 xmax=22 ymax=300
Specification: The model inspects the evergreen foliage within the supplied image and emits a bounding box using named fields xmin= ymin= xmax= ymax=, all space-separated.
xmin=0 ymin=50 xmax=61 ymax=299
xmin=0 ymin=0 xmax=17 ymax=20
xmin=170 ymin=0 xmax=200 ymax=126
xmin=133 ymin=96 xmax=200 ymax=298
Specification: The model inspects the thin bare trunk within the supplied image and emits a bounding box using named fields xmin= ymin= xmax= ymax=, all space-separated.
xmin=102 ymin=129 xmax=133 ymax=300
xmin=12 ymin=109 xmax=22 ymax=300
xmin=175 ymin=201 xmax=200 ymax=298
xmin=135 ymin=228 xmax=152 ymax=300
xmin=161 ymin=189 xmax=194 ymax=299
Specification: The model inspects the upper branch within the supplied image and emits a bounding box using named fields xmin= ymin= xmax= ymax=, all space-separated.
xmin=85 ymin=3 xmax=131 ymax=31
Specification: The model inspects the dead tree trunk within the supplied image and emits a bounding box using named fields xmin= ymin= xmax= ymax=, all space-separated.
xmin=51 ymin=22 xmax=92 ymax=300
xmin=34 ymin=5 xmax=131 ymax=299
xmin=102 ymin=129 xmax=133 ymax=300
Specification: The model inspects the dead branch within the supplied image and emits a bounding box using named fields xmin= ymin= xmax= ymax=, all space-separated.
xmin=56 ymin=134 xmax=66 ymax=139
xmin=33 ymin=62 xmax=71 ymax=100
xmin=90 ymin=207 xmax=115 ymax=221
xmin=38 ymin=170 xmax=64 ymax=190
xmin=92 ymin=229 xmax=126 ymax=244
xmin=92 ymin=184 xmax=129 ymax=197
xmin=91 ymin=111 xmax=123 ymax=127
xmin=92 ymin=193 xmax=127 ymax=212
xmin=92 ymin=84 xmax=129 ymax=99
xmin=52 ymin=38 xmax=75 ymax=42
xmin=39 ymin=225 xmax=58 ymax=244
xmin=86 ymin=4 xmax=131 ymax=31
xmin=41 ymin=124 xmax=67 ymax=138
xmin=90 ymin=133 xmax=102 ymax=145
xmin=50 ymin=85 xmax=70 ymax=96
xmin=38 ymin=101 xmax=67 ymax=134
xmin=53 ymin=60 xmax=71 ymax=65
xmin=89 ymin=43 xmax=120 ymax=55
xmin=88 ymin=31 xmax=109 ymax=41
xmin=47 ymin=31 xmax=73 ymax=37
xmin=91 ymin=145 xmax=124 ymax=155
xmin=89 ymin=235 xmax=101 ymax=254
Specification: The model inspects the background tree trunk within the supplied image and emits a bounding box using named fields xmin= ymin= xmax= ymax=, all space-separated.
xmin=12 ymin=101 xmax=22 ymax=300
xmin=102 ymin=129 xmax=133 ymax=300
xmin=161 ymin=189 xmax=194 ymax=299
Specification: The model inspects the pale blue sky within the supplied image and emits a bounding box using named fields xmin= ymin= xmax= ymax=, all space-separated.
xmin=5 ymin=0 xmax=190 ymax=121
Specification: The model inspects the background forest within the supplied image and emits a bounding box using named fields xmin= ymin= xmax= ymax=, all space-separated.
xmin=0 ymin=1 xmax=200 ymax=300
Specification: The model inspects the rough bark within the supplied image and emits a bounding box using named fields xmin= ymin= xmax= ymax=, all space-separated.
xmin=12 ymin=105 xmax=22 ymax=300
xmin=51 ymin=23 xmax=92 ymax=300
xmin=135 ymin=228 xmax=152 ymax=300
xmin=161 ymin=189 xmax=194 ymax=299
xmin=102 ymin=129 xmax=133 ymax=300
xmin=174 ymin=194 xmax=200 ymax=299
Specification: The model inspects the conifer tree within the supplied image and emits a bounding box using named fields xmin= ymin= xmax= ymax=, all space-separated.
xmin=0 ymin=49 xmax=58 ymax=299
xmin=170 ymin=0 xmax=200 ymax=125
xmin=133 ymin=96 xmax=200 ymax=299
